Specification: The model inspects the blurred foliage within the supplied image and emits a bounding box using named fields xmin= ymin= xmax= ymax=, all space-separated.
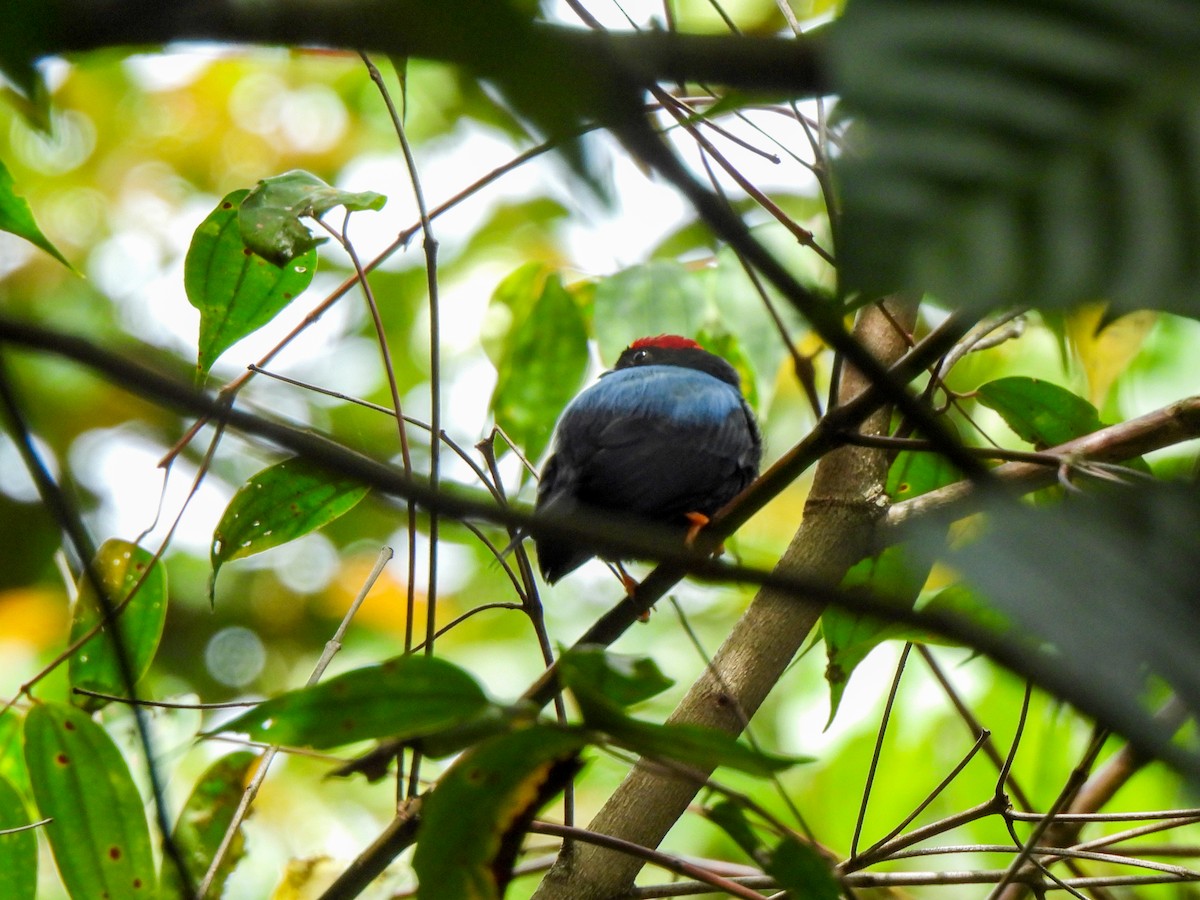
xmin=833 ymin=0 xmax=1200 ymax=319
xmin=1 ymin=1 xmax=1200 ymax=898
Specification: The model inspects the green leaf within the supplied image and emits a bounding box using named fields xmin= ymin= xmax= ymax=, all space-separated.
xmin=210 ymin=457 xmax=368 ymax=601
xmin=822 ymin=451 xmax=958 ymax=723
xmin=0 ymin=775 xmax=36 ymax=900
xmin=976 ymin=376 xmax=1104 ymax=449
xmin=24 ymin=703 xmax=157 ymax=899
xmin=414 ymin=726 xmax=585 ymax=900
xmin=557 ymin=646 xmax=674 ymax=708
xmin=185 ymin=189 xmax=318 ymax=374
xmin=919 ymin=583 xmax=1012 ymax=637
xmin=485 ymin=264 xmax=589 ymax=462
xmin=767 ymin=836 xmax=841 ymax=900
xmin=0 ymin=8 xmax=48 ymax=126
xmin=218 ymin=655 xmax=494 ymax=749
xmin=68 ymin=539 xmax=167 ymax=712
xmin=0 ymin=159 xmax=72 ymax=269
xmin=592 ymin=261 xmax=709 ymax=364
xmin=412 ymin=703 xmax=538 ymax=759
xmin=705 ymin=802 xmax=839 ymax=900
xmin=574 ymin=686 xmax=803 ymax=776
xmin=0 ymin=709 xmax=28 ymax=797
xmin=832 ymin=0 xmax=1200 ymax=318
xmin=705 ymin=800 xmax=764 ymax=858
xmin=561 ymin=647 xmax=803 ymax=775
xmin=165 ymin=751 xmax=259 ymax=898
xmin=238 ymin=169 xmax=386 ymax=265
xmin=821 ymin=547 xmax=926 ymax=722
xmin=388 ymin=56 xmax=409 ymax=123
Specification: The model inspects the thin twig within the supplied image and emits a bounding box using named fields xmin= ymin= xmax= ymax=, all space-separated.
xmin=527 ymin=821 xmax=770 ymax=900
xmin=197 ymin=546 xmax=394 ymax=898
xmin=851 ymin=643 xmax=911 ymax=857
xmin=990 ymin=725 xmax=1109 ymax=900
xmin=69 ymin=690 xmax=259 ymax=710
xmin=858 ymin=727 xmax=991 ymax=863
xmin=0 ymin=352 xmax=196 ymax=895
xmin=916 ymin=648 xmax=1034 ymax=810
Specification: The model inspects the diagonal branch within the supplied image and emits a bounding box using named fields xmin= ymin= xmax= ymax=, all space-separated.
xmin=886 ymin=395 xmax=1200 ymax=530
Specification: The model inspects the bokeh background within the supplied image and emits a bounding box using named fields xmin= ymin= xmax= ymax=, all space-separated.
xmin=3 ymin=1 xmax=1200 ymax=896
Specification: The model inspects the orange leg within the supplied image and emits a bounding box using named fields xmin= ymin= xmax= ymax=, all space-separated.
xmin=612 ymin=562 xmax=652 ymax=621
xmin=684 ymin=512 xmax=725 ymax=556
xmin=615 ymin=561 xmax=639 ymax=596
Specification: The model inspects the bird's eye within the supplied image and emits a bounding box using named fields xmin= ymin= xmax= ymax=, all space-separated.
xmin=632 ymin=349 xmax=650 ymax=364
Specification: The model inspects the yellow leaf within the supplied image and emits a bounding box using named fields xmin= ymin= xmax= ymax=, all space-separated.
xmin=1066 ymin=304 xmax=1157 ymax=407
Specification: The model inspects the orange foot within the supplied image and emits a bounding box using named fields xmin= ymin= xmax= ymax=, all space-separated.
xmin=614 ymin=562 xmax=651 ymax=622
xmin=684 ymin=512 xmax=725 ymax=556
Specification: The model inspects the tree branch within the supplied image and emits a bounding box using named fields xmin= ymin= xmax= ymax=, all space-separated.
xmin=35 ymin=0 xmax=829 ymax=97
xmin=885 ymin=395 xmax=1200 ymax=531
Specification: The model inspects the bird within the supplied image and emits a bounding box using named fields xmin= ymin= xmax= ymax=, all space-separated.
xmin=534 ymin=334 xmax=762 ymax=586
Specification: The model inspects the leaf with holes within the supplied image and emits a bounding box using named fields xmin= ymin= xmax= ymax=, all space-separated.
xmin=833 ymin=0 xmax=1200 ymax=318
xmin=165 ymin=751 xmax=259 ymax=898
xmin=210 ymin=457 xmax=367 ymax=602
xmin=0 ymin=775 xmax=36 ymax=900
xmin=217 ymin=655 xmax=495 ymax=750
xmin=185 ymin=189 xmax=317 ymax=375
xmin=238 ymin=169 xmax=385 ymax=265
xmin=0 ymin=160 xmax=72 ymax=270
xmin=414 ymin=726 xmax=585 ymax=900
xmin=24 ymin=703 xmax=157 ymax=900
xmin=557 ymin=646 xmax=674 ymax=708
xmin=68 ymin=539 xmax=167 ymax=712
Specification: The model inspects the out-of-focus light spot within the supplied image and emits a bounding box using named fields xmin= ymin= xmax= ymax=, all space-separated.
xmin=0 ymin=234 xmax=35 ymax=278
xmin=67 ymin=426 xmax=233 ymax=553
xmin=228 ymin=72 xmax=289 ymax=136
xmin=9 ymin=110 xmax=96 ymax=175
xmin=205 ymin=626 xmax=266 ymax=687
xmin=0 ymin=586 xmax=69 ymax=650
xmin=273 ymin=533 xmax=339 ymax=595
xmin=289 ymin=335 xmax=381 ymax=402
xmin=40 ymin=187 xmax=108 ymax=252
xmin=279 ymin=85 xmax=348 ymax=153
xmin=88 ymin=232 xmax=162 ymax=301
xmin=229 ymin=76 xmax=348 ymax=154
xmin=123 ymin=52 xmax=214 ymax=92
xmin=382 ymin=532 xmax=475 ymax=597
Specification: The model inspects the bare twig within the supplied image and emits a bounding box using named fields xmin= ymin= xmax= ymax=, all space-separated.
xmin=0 ymin=352 xmax=196 ymax=894
xmin=197 ymin=546 xmax=394 ymax=898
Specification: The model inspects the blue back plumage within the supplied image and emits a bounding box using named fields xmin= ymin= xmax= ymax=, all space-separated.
xmin=562 ymin=365 xmax=742 ymax=426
